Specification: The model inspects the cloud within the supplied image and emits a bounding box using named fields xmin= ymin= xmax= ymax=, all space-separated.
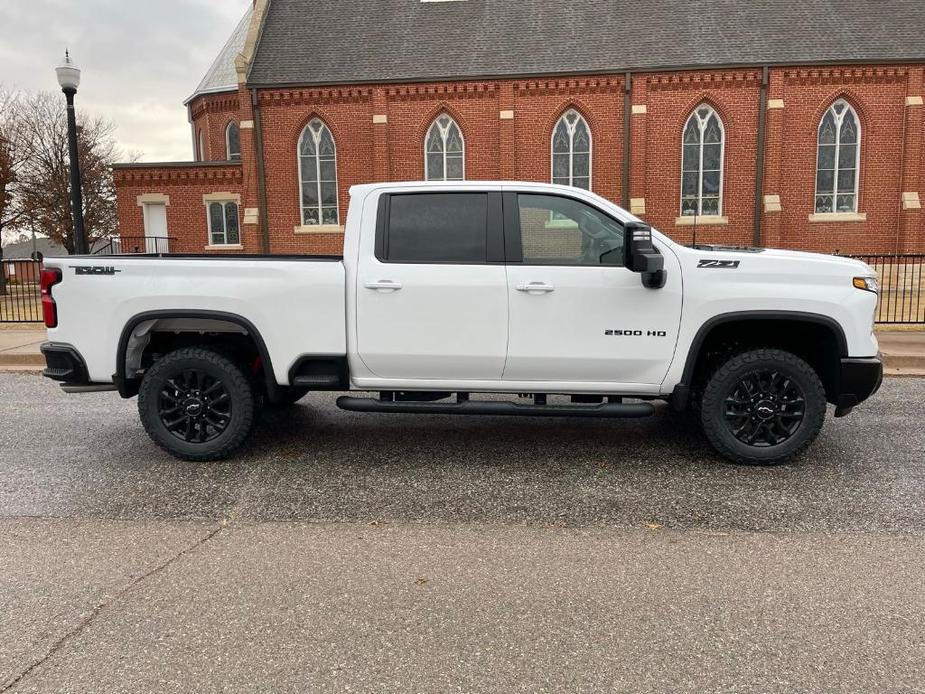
xmin=0 ymin=0 xmax=251 ymax=162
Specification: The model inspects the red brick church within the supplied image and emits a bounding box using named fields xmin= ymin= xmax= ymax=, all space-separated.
xmin=113 ymin=0 xmax=925 ymax=256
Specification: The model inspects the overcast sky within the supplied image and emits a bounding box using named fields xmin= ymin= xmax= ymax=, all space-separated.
xmin=0 ymin=0 xmax=252 ymax=162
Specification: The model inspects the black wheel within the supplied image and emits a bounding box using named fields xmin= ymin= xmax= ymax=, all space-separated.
xmin=138 ymin=347 xmax=256 ymax=461
xmin=266 ymin=386 xmax=310 ymax=408
xmin=700 ymin=348 xmax=826 ymax=465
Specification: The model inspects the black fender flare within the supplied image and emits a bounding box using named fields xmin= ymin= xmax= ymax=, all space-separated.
xmin=113 ymin=309 xmax=280 ymax=399
xmin=671 ymin=310 xmax=849 ymax=410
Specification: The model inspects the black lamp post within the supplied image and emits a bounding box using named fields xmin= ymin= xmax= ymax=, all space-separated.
xmin=55 ymin=50 xmax=87 ymax=255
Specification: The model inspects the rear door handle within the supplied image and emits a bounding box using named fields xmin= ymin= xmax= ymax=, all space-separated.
xmin=364 ymin=280 xmax=403 ymax=291
xmin=516 ymin=281 xmax=555 ymax=293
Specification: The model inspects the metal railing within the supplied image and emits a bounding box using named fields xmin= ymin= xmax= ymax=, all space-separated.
xmin=0 ymin=260 xmax=43 ymax=323
xmin=852 ymin=254 xmax=925 ymax=325
xmin=93 ymin=236 xmax=176 ymax=255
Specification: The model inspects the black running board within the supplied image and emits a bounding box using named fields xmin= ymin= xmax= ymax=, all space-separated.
xmin=292 ymin=373 xmax=342 ymax=388
xmin=336 ymin=396 xmax=654 ymax=418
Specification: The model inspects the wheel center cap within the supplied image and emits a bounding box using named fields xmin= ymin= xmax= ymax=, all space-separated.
xmin=755 ymin=401 xmax=776 ymax=420
xmin=183 ymin=398 xmax=203 ymax=416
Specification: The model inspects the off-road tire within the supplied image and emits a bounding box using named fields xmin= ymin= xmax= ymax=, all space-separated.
xmin=138 ymin=347 xmax=256 ymax=462
xmin=700 ymin=348 xmax=826 ymax=465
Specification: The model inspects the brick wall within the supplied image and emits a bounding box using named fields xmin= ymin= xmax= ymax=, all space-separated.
xmin=189 ymin=93 xmax=241 ymax=162
xmin=767 ymin=67 xmax=914 ymax=254
xmin=114 ymin=64 xmax=925 ymax=256
xmin=113 ymin=163 xmax=246 ymax=254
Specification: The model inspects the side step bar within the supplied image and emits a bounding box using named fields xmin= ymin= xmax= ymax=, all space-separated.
xmin=292 ymin=373 xmax=342 ymax=388
xmin=336 ymin=396 xmax=654 ymax=418
xmin=60 ymin=383 xmax=119 ymax=394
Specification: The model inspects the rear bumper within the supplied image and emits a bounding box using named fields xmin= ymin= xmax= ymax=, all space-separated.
xmin=40 ymin=342 xmax=89 ymax=383
xmin=833 ymin=356 xmax=883 ymax=416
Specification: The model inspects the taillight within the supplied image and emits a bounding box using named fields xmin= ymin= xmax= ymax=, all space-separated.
xmin=40 ymin=268 xmax=62 ymax=328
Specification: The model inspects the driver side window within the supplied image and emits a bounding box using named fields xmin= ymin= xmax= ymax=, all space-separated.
xmin=517 ymin=194 xmax=624 ymax=266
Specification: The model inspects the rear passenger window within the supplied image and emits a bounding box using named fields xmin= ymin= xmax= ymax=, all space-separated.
xmin=384 ymin=193 xmax=488 ymax=263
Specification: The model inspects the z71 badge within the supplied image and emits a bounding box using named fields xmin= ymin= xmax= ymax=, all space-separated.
xmin=697 ymin=259 xmax=740 ymax=269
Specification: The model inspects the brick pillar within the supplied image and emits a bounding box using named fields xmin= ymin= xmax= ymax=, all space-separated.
xmin=761 ymin=69 xmax=786 ymax=248
xmin=628 ymin=77 xmax=648 ymax=218
xmin=898 ymin=68 xmax=923 ymax=252
xmin=237 ymin=83 xmax=263 ymax=253
xmin=498 ymin=82 xmax=516 ymax=180
xmin=372 ymin=88 xmax=390 ymax=181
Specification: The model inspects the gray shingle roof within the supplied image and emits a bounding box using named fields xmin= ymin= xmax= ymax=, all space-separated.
xmin=186 ymin=7 xmax=253 ymax=102
xmin=1 ymin=237 xmax=66 ymax=259
xmin=247 ymin=0 xmax=925 ymax=86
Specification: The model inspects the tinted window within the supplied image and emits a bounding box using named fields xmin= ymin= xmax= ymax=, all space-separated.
xmin=386 ymin=193 xmax=488 ymax=263
xmin=517 ymin=194 xmax=624 ymax=266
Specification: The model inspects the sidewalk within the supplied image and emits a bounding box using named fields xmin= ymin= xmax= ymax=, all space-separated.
xmin=1 ymin=323 xmax=924 ymax=374
xmin=0 ymin=325 xmax=46 ymax=370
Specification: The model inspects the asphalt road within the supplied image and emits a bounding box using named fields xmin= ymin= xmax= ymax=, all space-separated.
xmin=1 ymin=373 xmax=923 ymax=692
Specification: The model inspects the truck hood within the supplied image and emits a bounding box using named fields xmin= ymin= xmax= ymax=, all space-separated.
xmin=687 ymin=244 xmax=874 ymax=275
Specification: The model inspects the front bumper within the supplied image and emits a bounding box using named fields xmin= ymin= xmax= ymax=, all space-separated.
xmin=833 ymin=356 xmax=883 ymax=417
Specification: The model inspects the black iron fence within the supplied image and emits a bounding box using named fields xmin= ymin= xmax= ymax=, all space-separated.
xmin=0 ymin=259 xmax=43 ymax=323
xmin=93 ymin=236 xmax=176 ymax=255
xmin=852 ymin=254 xmax=925 ymax=324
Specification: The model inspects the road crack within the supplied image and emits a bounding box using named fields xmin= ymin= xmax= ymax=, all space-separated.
xmin=1 ymin=521 xmax=227 ymax=692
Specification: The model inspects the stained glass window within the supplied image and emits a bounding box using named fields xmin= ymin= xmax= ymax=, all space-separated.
xmin=208 ymin=202 xmax=240 ymax=246
xmin=298 ymin=118 xmax=339 ymax=226
xmin=680 ymin=105 xmax=724 ymax=217
xmin=424 ymin=114 xmax=465 ymax=181
xmin=551 ymin=109 xmax=591 ymax=190
xmin=815 ymin=99 xmax=860 ymax=213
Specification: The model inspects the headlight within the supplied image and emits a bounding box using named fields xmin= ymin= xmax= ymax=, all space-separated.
xmin=853 ymin=276 xmax=879 ymax=293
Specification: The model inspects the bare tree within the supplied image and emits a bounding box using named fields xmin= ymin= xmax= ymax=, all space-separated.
xmin=0 ymin=87 xmax=30 ymax=295
xmin=15 ymin=91 xmax=121 ymax=255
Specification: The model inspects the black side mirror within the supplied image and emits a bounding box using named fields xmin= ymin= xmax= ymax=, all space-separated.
xmin=623 ymin=222 xmax=666 ymax=288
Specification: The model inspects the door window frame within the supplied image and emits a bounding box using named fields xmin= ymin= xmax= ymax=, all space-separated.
xmin=502 ymin=191 xmax=625 ymax=267
xmin=374 ymin=192 xmax=505 ymax=265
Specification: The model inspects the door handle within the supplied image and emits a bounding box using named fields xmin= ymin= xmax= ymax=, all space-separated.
xmin=364 ymin=280 xmax=403 ymax=291
xmin=516 ymin=281 xmax=555 ymax=293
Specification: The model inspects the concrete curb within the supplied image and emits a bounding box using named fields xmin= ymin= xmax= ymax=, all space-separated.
xmin=0 ymin=353 xmax=44 ymax=366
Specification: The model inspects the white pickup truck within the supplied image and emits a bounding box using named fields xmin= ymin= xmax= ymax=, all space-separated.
xmin=40 ymin=181 xmax=882 ymax=465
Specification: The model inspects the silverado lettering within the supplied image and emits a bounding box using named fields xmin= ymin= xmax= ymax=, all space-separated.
xmin=75 ymin=266 xmax=121 ymax=276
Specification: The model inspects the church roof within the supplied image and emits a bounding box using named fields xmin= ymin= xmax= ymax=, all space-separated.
xmin=186 ymin=6 xmax=253 ymax=103
xmin=247 ymin=0 xmax=925 ymax=87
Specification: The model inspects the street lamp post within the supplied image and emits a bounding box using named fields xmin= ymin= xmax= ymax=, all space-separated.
xmin=55 ymin=50 xmax=87 ymax=255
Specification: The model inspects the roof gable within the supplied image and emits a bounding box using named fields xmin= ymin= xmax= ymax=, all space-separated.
xmin=187 ymin=7 xmax=253 ymax=103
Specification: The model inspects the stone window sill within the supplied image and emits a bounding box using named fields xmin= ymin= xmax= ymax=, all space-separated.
xmin=294 ymin=225 xmax=345 ymax=235
xmin=807 ymin=212 xmax=867 ymax=223
xmin=675 ymin=215 xmax=729 ymax=227
xmin=204 ymin=244 xmax=243 ymax=250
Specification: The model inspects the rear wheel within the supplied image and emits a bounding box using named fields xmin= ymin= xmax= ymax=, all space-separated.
xmin=138 ymin=347 xmax=256 ymax=461
xmin=700 ymin=348 xmax=826 ymax=465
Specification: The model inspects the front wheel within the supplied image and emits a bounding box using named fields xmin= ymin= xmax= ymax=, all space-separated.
xmin=138 ymin=347 xmax=256 ymax=461
xmin=700 ymin=348 xmax=827 ymax=465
